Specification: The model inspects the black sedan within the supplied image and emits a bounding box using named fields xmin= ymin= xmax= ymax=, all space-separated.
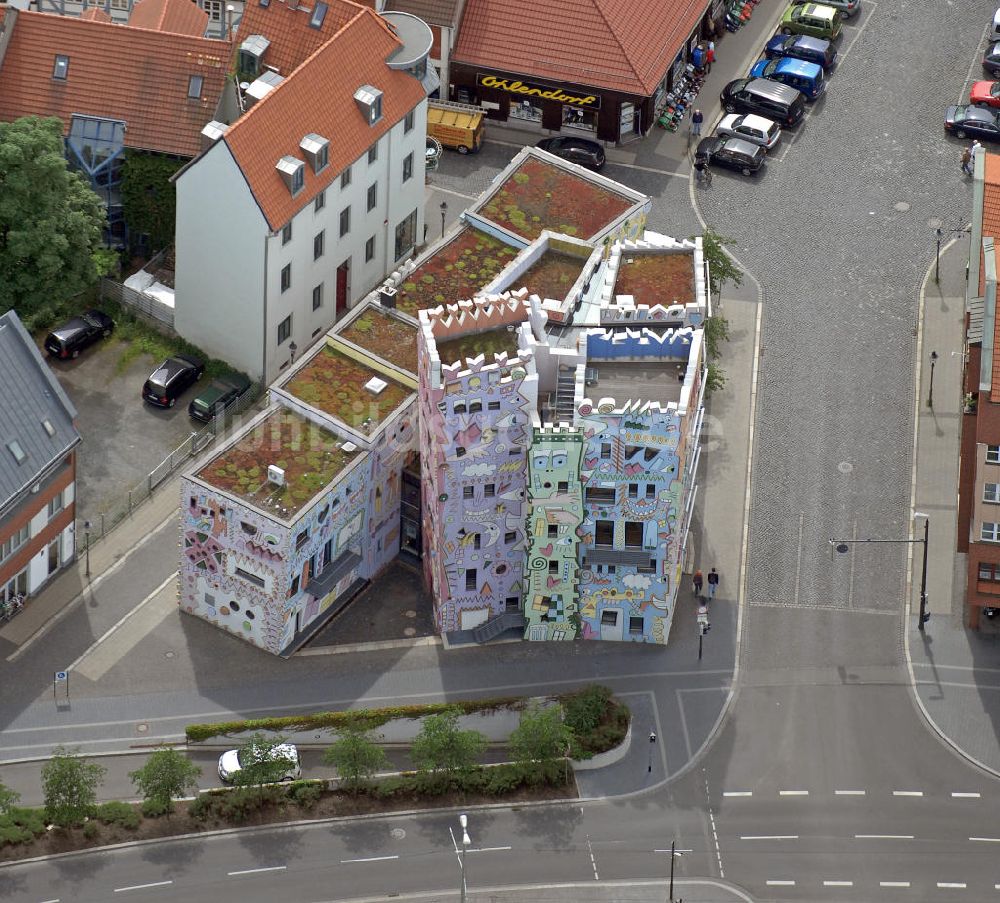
xmin=44 ymin=309 xmax=114 ymax=359
xmin=536 ymin=137 xmax=606 ymax=170
xmin=695 ymin=137 xmax=765 ymax=176
xmin=142 ymin=354 xmax=205 ymax=408
xmin=985 ymin=41 xmax=1000 ymax=77
xmin=188 ymin=374 xmax=252 ymax=422
xmin=945 ymin=104 xmax=1000 ymax=141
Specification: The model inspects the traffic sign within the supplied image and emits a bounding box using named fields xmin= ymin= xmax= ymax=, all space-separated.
xmin=54 ymin=671 xmax=68 ymax=682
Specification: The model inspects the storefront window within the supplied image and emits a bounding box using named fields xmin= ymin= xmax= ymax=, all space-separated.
xmin=563 ymin=106 xmax=596 ymax=132
xmin=510 ymin=98 xmax=543 ymax=123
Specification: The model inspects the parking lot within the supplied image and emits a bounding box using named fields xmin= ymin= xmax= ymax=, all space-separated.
xmin=41 ymin=332 xmax=207 ymax=524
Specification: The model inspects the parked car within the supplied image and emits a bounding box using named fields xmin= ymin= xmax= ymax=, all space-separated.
xmin=720 ymin=78 xmax=806 ymax=127
xmin=695 ymin=137 xmax=766 ymax=176
xmin=778 ymin=2 xmax=844 ymax=40
xmin=188 ymin=374 xmax=252 ymax=423
xmin=218 ymin=743 xmax=301 ymax=784
xmin=945 ymin=104 xmax=1000 ymax=141
xmin=142 ymin=354 xmax=205 ymax=408
xmin=971 ymin=80 xmax=1000 ymax=109
xmin=536 ymin=136 xmax=606 ymax=170
xmin=749 ymin=57 xmax=825 ymax=101
xmin=984 ymin=42 xmax=1000 ymax=76
xmin=765 ymin=33 xmax=838 ymax=70
xmin=44 ymin=310 xmax=114 ymax=360
xmin=992 ymin=6 xmax=1000 ymax=43
xmin=789 ymin=0 xmax=858 ymax=17
xmin=715 ymin=113 xmax=781 ymax=151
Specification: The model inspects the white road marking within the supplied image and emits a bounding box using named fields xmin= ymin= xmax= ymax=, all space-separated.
xmin=468 ymin=846 xmax=512 ymax=853
xmin=823 ymin=881 xmax=853 ymax=887
xmin=778 ymin=790 xmax=808 ymax=796
xmin=705 ymin=775 xmax=724 ymax=879
xmin=341 ymin=855 xmax=399 ymax=863
xmin=766 ymin=880 xmax=795 ymax=886
xmin=880 ymin=882 xmax=911 ymax=888
xmin=114 ymin=881 xmax=173 ymax=893
xmin=740 ymin=835 xmax=798 ymax=840
xmin=953 ymin=792 xmax=982 ymax=798
xmin=938 ymin=882 xmax=967 ymax=889
xmin=586 ymin=833 xmax=599 ymax=880
xmin=227 ymin=866 xmax=286 ymax=876
xmin=893 ymin=790 xmax=923 ymax=796
xmin=835 ymin=789 xmax=866 ymax=796
xmin=723 ymin=791 xmax=752 ymax=797
xmin=855 ymin=834 xmax=913 ymax=839
xmin=970 ymin=837 xmax=1000 ymax=843
xmin=39 ymin=899 xmax=60 ymax=903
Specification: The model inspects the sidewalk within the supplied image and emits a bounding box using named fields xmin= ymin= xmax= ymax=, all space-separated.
xmin=909 ymin=239 xmax=1000 ymax=776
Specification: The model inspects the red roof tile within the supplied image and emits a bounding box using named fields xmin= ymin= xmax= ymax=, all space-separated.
xmin=223 ymin=7 xmax=426 ymax=231
xmin=454 ymin=0 xmax=707 ymax=96
xmin=129 ymin=0 xmax=209 ymax=37
xmin=0 ymin=7 xmax=229 ymax=157
xmin=235 ymin=0 xmax=372 ymax=76
xmin=384 ymin=0 xmax=461 ymax=27
xmin=80 ymin=7 xmax=112 ymax=21
xmin=983 ymin=154 xmax=1000 ymax=399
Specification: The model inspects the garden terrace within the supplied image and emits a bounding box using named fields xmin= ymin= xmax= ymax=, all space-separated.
xmin=196 ymin=409 xmax=359 ymax=518
xmin=479 ymin=157 xmax=634 ymax=242
xmin=613 ymin=252 xmax=696 ymax=308
xmin=435 ymin=327 xmax=520 ymax=367
xmin=285 ymin=346 xmax=412 ymax=430
xmin=518 ymin=249 xmax=587 ymax=301
xmin=339 ymin=306 xmax=418 ymax=373
xmin=396 ymin=228 xmax=519 ymax=317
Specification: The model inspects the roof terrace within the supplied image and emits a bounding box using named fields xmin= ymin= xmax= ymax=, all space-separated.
xmin=196 ymin=408 xmax=360 ymax=519
xmin=435 ymin=325 xmax=519 ymax=367
xmin=585 ymin=360 xmax=686 ymax=408
xmin=613 ymin=251 xmax=696 ymax=308
xmin=338 ymin=305 xmax=418 ymax=373
xmin=284 ymin=345 xmax=412 ymax=431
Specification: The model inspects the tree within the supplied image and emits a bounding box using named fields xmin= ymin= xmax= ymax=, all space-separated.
xmin=695 ymin=227 xmax=744 ymax=301
xmin=129 ymin=747 xmax=202 ymax=813
xmin=509 ymin=703 xmax=573 ymax=781
xmin=323 ymin=726 xmax=389 ymax=794
xmin=411 ymin=708 xmax=487 ymax=786
xmin=0 ymin=781 xmax=20 ymax=816
xmin=0 ymin=116 xmax=107 ymax=317
xmin=231 ymin=733 xmax=296 ymax=788
xmin=41 ymin=746 xmax=106 ymax=828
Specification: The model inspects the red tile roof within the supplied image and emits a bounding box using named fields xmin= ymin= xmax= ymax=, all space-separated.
xmin=0 ymin=7 xmax=229 ymax=157
xmin=454 ymin=0 xmax=707 ymax=96
xmin=235 ymin=0 xmax=372 ymax=76
xmin=80 ymin=7 xmax=112 ymax=21
xmin=983 ymin=154 xmax=1000 ymax=398
xmin=129 ymin=0 xmax=209 ymax=37
xmin=384 ymin=0 xmax=462 ymax=27
xmin=222 ymin=7 xmax=426 ymax=231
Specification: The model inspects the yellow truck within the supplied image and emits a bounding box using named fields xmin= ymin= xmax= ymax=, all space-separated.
xmin=426 ymin=100 xmax=485 ymax=154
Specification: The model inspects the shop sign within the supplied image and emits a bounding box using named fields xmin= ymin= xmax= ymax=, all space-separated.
xmin=476 ymin=73 xmax=601 ymax=109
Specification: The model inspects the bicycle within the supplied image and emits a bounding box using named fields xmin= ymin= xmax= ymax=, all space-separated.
xmin=0 ymin=593 xmax=25 ymax=622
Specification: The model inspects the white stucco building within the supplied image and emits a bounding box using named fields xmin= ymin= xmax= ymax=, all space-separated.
xmin=174 ymin=2 xmax=432 ymax=383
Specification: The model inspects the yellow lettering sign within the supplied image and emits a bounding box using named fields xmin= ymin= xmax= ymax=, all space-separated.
xmin=477 ymin=74 xmax=600 ymax=108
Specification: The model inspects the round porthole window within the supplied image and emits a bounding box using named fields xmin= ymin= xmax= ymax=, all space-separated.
xmin=230 ymin=601 xmax=240 ymax=613
xmin=246 ymin=609 xmax=255 ymax=620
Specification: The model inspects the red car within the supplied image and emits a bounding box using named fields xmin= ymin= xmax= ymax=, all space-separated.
xmin=971 ymin=80 xmax=1000 ymax=108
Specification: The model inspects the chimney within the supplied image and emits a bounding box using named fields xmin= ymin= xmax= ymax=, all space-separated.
xmin=379 ymin=285 xmax=397 ymax=309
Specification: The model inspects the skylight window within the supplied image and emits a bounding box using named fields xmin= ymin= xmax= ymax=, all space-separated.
xmin=7 ymin=440 xmax=26 ymax=465
xmin=53 ymin=55 xmax=69 ymax=80
xmin=41 ymin=419 xmax=55 ymax=438
xmin=188 ymin=75 xmax=204 ymax=99
xmin=310 ymin=1 xmax=328 ymax=28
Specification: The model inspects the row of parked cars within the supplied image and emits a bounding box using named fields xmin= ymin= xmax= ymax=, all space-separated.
xmin=44 ymin=310 xmax=249 ymax=421
xmin=697 ymin=1 xmax=851 ymax=176
xmin=943 ymin=8 xmax=1000 ymax=143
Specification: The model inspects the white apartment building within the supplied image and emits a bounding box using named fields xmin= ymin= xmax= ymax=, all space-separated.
xmin=174 ymin=4 xmax=431 ymax=383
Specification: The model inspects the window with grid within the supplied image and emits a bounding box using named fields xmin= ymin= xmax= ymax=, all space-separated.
xmin=595 ymin=520 xmax=613 ymax=546
xmin=983 ymin=522 xmax=1000 ymax=542
xmin=368 ymin=142 xmax=378 ymax=164
xmin=463 ymin=486 xmax=474 ymax=499
xmin=281 ymin=223 xmax=292 ymax=244
xmin=624 ymin=522 xmax=643 ymax=548
xmin=989 ymin=445 xmax=1000 ymax=464
xmin=987 ymin=483 xmax=1000 ymax=503
xmin=504 ymin=531 xmax=516 ymax=544
xmin=280 ymin=264 xmax=291 ymax=292
xmin=53 ymin=55 xmax=69 ymax=80
xmin=313 ymin=230 xmax=325 ymax=260
xmin=47 ymin=491 xmax=64 ymax=519
xmin=465 ymin=568 xmax=477 ymax=591
xmin=979 ymin=563 xmax=1000 ymax=581
xmin=484 ymin=484 xmax=495 ymax=497
xmin=547 ymin=524 xmax=558 ymax=539
xmin=367 ymin=183 xmax=377 ymax=212
xmin=277 ymin=315 xmax=292 ymax=345
xmin=629 ymin=616 xmax=644 ymax=635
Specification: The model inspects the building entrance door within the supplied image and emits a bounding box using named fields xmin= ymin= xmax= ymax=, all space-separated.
xmin=336 ymin=260 xmax=350 ymax=315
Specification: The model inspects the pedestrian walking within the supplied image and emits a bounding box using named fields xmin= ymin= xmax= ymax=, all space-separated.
xmin=691 ymin=108 xmax=704 ymax=138
xmin=693 ymin=569 xmax=704 ymax=597
xmin=707 ymin=567 xmax=720 ymax=601
xmin=961 ymin=146 xmax=973 ymax=176
xmin=706 ymin=41 xmax=716 ymax=71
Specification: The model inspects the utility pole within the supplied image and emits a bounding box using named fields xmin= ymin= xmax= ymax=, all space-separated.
xmin=697 ymin=606 xmax=710 ymax=660
xmin=648 ymin=730 xmax=657 ymax=773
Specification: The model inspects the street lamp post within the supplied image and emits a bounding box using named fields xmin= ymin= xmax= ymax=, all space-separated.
xmin=289 ymin=341 xmax=298 ymax=365
xmin=440 ymin=201 xmax=448 ymax=237
xmin=83 ymin=520 xmax=91 ymax=579
xmin=668 ymin=840 xmax=685 ymax=902
xmin=935 ymin=227 xmax=943 ymax=283
xmin=648 ymin=730 xmax=657 ymax=773
xmin=458 ymin=812 xmax=470 ymax=903
xmin=927 ymin=350 xmax=938 ymax=409
xmin=830 ymin=513 xmax=930 ymax=631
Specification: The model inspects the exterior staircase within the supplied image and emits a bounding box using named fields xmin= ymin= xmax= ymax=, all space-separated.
xmin=555 ymin=370 xmax=576 ymax=421
xmin=472 ymin=610 xmax=526 ymax=644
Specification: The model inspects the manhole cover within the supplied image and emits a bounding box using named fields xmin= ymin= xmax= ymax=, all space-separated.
xmin=136 ymin=723 xmax=149 ymax=734
xmin=164 ymin=650 xmax=175 ymax=659
xmin=838 ymin=461 xmax=854 ymax=474
xmin=894 ymin=201 xmax=910 ymax=212
xmin=391 ymin=828 xmax=406 ymax=840
xmin=403 ymin=627 xmax=417 ymax=637
xmin=404 ymin=609 xmax=417 ymax=619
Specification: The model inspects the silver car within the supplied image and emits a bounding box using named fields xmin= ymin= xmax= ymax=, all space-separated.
xmin=715 ymin=113 xmax=782 ymax=151
xmin=792 ymin=0 xmax=859 ymax=16
xmin=218 ymin=742 xmax=301 ymax=783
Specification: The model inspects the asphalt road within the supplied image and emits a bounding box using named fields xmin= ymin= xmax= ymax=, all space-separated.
xmin=1 ymin=0 xmax=997 ymax=900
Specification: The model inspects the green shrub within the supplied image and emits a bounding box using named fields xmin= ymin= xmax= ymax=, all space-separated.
xmin=288 ymin=781 xmax=323 ymax=810
xmin=188 ymin=794 xmax=217 ymax=820
xmin=82 ymin=820 xmax=100 ymax=840
xmin=95 ymin=801 xmax=140 ymax=829
xmin=562 ymin=685 xmax=612 ymax=736
xmin=141 ymin=798 xmax=170 ymax=819
xmin=0 ymin=807 xmax=47 ymax=846
xmin=370 ymin=775 xmax=408 ymax=800
xmin=483 ymin=766 xmax=522 ymax=796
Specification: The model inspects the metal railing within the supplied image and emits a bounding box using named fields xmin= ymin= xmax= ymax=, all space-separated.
xmin=76 ymin=384 xmax=261 ymax=543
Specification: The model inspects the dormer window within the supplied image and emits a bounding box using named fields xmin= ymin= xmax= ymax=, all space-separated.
xmin=53 ymin=55 xmax=69 ymax=80
xmin=188 ymin=75 xmax=204 ymax=99
xmin=276 ymin=155 xmax=306 ymax=197
xmin=239 ymin=34 xmax=270 ymax=79
xmin=354 ymin=85 xmax=383 ymax=125
xmin=300 ymin=133 xmax=330 ymax=174
xmin=310 ymin=1 xmax=328 ymax=28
